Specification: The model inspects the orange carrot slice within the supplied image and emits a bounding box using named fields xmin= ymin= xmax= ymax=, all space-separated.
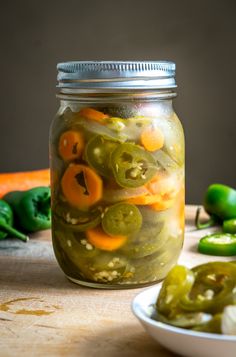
xmin=0 ymin=169 xmax=50 ymax=198
xmin=86 ymin=227 xmax=127 ymax=251
xmin=58 ymin=130 xmax=84 ymax=162
xmin=61 ymin=164 xmax=103 ymax=209
xmin=141 ymin=126 xmax=164 ymax=151
xmin=78 ymin=108 xmax=108 ymax=124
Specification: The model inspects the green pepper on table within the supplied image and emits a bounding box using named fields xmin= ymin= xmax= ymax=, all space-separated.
xmin=0 ymin=200 xmax=28 ymax=242
xmin=198 ymin=233 xmax=236 ymax=256
xmin=195 ymin=184 xmax=236 ymax=229
xmin=223 ymin=218 xmax=236 ymax=233
xmin=3 ymin=187 xmax=51 ymax=232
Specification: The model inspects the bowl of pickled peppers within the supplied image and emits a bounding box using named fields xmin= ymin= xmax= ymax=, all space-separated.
xmin=132 ymin=261 xmax=236 ymax=357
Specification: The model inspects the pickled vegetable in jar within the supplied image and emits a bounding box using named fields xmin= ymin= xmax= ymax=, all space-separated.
xmin=50 ymin=61 xmax=185 ymax=288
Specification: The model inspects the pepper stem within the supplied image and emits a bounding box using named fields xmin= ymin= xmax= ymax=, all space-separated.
xmin=0 ymin=220 xmax=29 ymax=242
xmin=195 ymin=207 xmax=216 ymax=230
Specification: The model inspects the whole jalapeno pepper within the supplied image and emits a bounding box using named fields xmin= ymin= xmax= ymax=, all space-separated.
xmin=223 ymin=218 xmax=236 ymax=233
xmin=0 ymin=200 xmax=28 ymax=242
xmin=111 ymin=143 xmax=157 ymax=188
xmin=195 ymin=184 xmax=236 ymax=229
xmin=4 ymin=187 xmax=51 ymax=232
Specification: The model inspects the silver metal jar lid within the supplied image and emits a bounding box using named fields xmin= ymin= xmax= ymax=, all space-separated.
xmin=57 ymin=61 xmax=176 ymax=91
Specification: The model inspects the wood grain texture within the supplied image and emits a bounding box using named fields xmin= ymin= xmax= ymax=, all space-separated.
xmin=0 ymin=206 xmax=233 ymax=357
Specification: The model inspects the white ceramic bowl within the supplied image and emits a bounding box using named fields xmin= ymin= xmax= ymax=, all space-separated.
xmin=132 ymin=285 xmax=236 ymax=357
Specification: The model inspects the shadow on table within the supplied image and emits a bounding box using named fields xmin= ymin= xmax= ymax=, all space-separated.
xmin=0 ymin=255 xmax=82 ymax=291
xmin=75 ymin=324 xmax=179 ymax=357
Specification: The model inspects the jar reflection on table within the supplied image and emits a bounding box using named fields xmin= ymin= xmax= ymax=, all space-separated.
xmin=50 ymin=61 xmax=185 ymax=288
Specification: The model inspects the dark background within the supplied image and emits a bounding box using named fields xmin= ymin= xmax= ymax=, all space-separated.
xmin=1 ymin=0 xmax=236 ymax=203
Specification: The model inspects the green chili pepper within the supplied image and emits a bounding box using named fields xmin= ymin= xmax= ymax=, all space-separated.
xmin=223 ymin=218 xmax=236 ymax=233
xmin=0 ymin=200 xmax=28 ymax=242
xmin=111 ymin=143 xmax=157 ymax=188
xmin=196 ymin=184 xmax=236 ymax=229
xmin=198 ymin=233 xmax=236 ymax=256
xmin=3 ymin=187 xmax=51 ymax=232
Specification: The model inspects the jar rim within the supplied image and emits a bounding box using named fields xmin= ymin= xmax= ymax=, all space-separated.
xmin=57 ymin=61 xmax=177 ymax=90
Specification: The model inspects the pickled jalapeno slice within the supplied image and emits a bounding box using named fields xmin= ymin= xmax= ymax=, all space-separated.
xmin=157 ymin=265 xmax=195 ymax=317
xmin=157 ymin=311 xmax=212 ymax=328
xmin=55 ymin=204 xmax=102 ymax=232
xmin=101 ymin=203 xmax=142 ymax=236
xmin=85 ymin=135 xmax=118 ymax=177
xmin=111 ymin=143 xmax=157 ymax=188
xmin=180 ymin=262 xmax=236 ymax=314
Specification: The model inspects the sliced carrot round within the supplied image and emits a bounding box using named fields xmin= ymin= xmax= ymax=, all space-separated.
xmin=86 ymin=227 xmax=127 ymax=251
xmin=141 ymin=126 xmax=164 ymax=151
xmin=58 ymin=130 xmax=84 ymax=161
xmin=61 ymin=164 xmax=103 ymax=209
xmin=78 ymin=107 xmax=108 ymax=124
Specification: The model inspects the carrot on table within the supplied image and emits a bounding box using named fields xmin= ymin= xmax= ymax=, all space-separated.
xmin=140 ymin=126 xmax=164 ymax=151
xmin=0 ymin=169 xmax=50 ymax=198
xmin=86 ymin=227 xmax=127 ymax=251
xmin=61 ymin=164 xmax=103 ymax=209
xmin=58 ymin=130 xmax=84 ymax=162
xmin=78 ymin=107 xmax=108 ymax=124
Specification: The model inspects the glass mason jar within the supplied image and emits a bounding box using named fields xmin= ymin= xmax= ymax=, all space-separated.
xmin=50 ymin=61 xmax=185 ymax=289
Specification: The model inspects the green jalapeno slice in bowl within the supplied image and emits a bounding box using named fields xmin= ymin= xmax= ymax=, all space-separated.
xmin=102 ymin=203 xmax=142 ymax=236
xmin=111 ymin=143 xmax=157 ymax=188
xmin=180 ymin=262 xmax=236 ymax=314
xmin=157 ymin=265 xmax=195 ymax=317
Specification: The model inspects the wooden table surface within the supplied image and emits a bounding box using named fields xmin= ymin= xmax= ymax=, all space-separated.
xmin=0 ymin=206 xmax=233 ymax=357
